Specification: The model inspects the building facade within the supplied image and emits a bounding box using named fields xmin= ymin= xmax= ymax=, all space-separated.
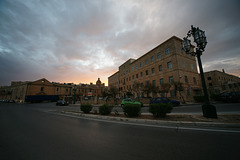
xmin=204 ymin=69 xmax=240 ymax=95
xmin=108 ymin=36 xmax=202 ymax=101
xmin=0 ymin=78 xmax=105 ymax=103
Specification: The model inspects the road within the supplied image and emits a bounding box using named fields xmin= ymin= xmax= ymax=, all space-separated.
xmin=0 ymin=103 xmax=240 ymax=160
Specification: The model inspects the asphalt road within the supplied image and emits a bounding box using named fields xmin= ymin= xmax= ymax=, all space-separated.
xmin=0 ymin=103 xmax=240 ymax=160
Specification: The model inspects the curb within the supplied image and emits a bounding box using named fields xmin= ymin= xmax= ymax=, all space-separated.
xmin=60 ymin=111 xmax=240 ymax=129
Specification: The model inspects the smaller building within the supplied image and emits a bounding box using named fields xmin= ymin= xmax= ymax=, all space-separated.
xmin=0 ymin=78 xmax=106 ymax=103
xmin=204 ymin=69 xmax=240 ymax=95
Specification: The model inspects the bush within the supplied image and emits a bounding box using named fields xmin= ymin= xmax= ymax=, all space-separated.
xmin=149 ymin=103 xmax=173 ymax=118
xmin=123 ymin=104 xmax=141 ymax=117
xmin=193 ymin=96 xmax=205 ymax=102
xmin=99 ymin=104 xmax=113 ymax=115
xmin=80 ymin=104 xmax=92 ymax=113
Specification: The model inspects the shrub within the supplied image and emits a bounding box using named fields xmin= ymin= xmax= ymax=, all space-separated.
xmin=99 ymin=104 xmax=113 ymax=115
xmin=123 ymin=104 xmax=141 ymax=117
xmin=80 ymin=104 xmax=92 ymax=113
xmin=149 ymin=103 xmax=173 ymax=118
xmin=193 ymin=96 xmax=205 ymax=102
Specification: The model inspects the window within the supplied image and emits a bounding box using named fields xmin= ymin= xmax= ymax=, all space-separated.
xmin=152 ymin=80 xmax=156 ymax=86
xmin=165 ymin=48 xmax=170 ymax=55
xmin=56 ymin=88 xmax=59 ymax=92
xmin=132 ymin=75 xmax=134 ymax=80
xmin=207 ymin=77 xmax=212 ymax=80
xmin=191 ymin=64 xmax=194 ymax=70
xmin=159 ymin=65 xmax=162 ymax=71
xmin=182 ymin=61 xmax=185 ymax=68
xmin=167 ymin=61 xmax=172 ymax=69
xmin=145 ymin=59 xmax=148 ymax=65
xmin=180 ymin=47 xmax=184 ymax=53
xmin=140 ymin=62 xmax=142 ymax=67
xmin=209 ymin=83 xmax=213 ymax=86
xmin=169 ymin=76 xmax=174 ymax=83
xmin=185 ymin=76 xmax=188 ymax=83
xmin=146 ymin=70 xmax=148 ymax=76
xmin=151 ymin=56 xmax=154 ymax=62
xmin=41 ymin=87 xmax=44 ymax=92
xmin=136 ymin=64 xmax=138 ymax=69
xmin=129 ymin=77 xmax=131 ymax=81
xmin=152 ymin=68 xmax=155 ymax=74
xmin=160 ymin=78 xmax=164 ymax=84
xmin=140 ymin=72 xmax=143 ymax=77
xmin=132 ymin=66 xmax=134 ymax=71
xmin=157 ymin=52 xmax=161 ymax=59
xmin=136 ymin=74 xmax=138 ymax=78
xmin=193 ymin=77 xmax=197 ymax=84
xmin=170 ymin=90 xmax=176 ymax=97
xmin=146 ymin=81 xmax=149 ymax=85
xmin=141 ymin=83 xmax=144 ymax=87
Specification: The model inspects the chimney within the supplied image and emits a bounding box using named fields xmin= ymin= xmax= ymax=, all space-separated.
xmin=222 ymin=69 xmax=225 ymax=73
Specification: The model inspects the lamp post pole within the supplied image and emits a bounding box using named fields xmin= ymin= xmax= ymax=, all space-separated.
xmin=182 ymin=25 xmax=217 ymax=118
xmin=196 ymin=49 xmax=210 ymax=104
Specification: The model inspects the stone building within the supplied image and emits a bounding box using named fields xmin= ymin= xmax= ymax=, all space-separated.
xmin=0 ymin=78 xmax=105 ymax=103
xmin=204 ymin=69 xmax=240 ymax=95
xmin=108 ymin=36 xmax=202 ymax=101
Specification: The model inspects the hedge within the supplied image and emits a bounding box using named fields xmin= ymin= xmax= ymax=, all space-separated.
xmin=149 ymin=103 xmax=173 ymax=118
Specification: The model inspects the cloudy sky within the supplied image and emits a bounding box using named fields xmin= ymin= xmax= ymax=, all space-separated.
xmin=1 ymin=0 xmax=240 ymax=86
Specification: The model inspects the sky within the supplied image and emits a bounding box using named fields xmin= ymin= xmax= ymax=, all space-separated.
xmin=1 ymin=0 xmax=240 ymax=86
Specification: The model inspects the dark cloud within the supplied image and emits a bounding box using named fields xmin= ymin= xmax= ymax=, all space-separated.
xmin=1 ymin=0 xmax=240 ymax=86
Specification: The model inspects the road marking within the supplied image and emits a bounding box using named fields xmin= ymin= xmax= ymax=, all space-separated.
xmin=48 ymin=111 xmax=240 ymax=134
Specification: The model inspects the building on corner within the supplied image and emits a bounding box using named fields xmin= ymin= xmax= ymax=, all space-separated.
xmin=108 ymin=36 xmax=202 ymax=101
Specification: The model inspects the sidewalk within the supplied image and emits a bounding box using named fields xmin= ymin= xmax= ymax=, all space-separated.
xmin=59 ymin=110 xmax=240 ymax=129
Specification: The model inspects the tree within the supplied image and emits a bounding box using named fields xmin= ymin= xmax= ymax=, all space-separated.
xmin=142 ymin=83 xmax=159 ymax=98
xmin=102 ymin=87 xmax=110 ymax=103
xmin=173 ymin=82 xmax=185 ymax=103
xmin=109 ymin=85 xmax=119 ymax=104
xmin=159 ymin=83 xmax=171 ymax=97
xmin=133 ymin=82 xmax=141 ymax=98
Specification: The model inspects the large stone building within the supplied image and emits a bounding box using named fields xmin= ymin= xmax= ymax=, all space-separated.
xmin=108 ymin=36 xmax=202 ymax=101
xmin=0 ymin=78 xmax=105 ymax=103
xmin=204 ymin=69 xmax=240 ymax=95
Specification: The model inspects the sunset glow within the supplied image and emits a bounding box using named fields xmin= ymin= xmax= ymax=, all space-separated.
xmin=1 ymin=0 xmax=240 ymax=86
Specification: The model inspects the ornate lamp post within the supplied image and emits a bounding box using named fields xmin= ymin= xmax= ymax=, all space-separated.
xmin=182 ymin=25 xmax=217 ymax=118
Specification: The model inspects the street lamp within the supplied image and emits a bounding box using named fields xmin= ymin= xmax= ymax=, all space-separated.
xmin=182 ymin=25 xmax=217 ymax=118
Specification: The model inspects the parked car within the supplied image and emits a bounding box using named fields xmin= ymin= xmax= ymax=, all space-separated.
xmin=216 ymin=92 xmax=240 ymax=103
xmin=56 ymin=100 xmax=69 ymax=106
xmin=150 ymin=97 xmax=180 ymax=106
xmin=121 ymin=98 xmax=143 ymax=107
xmin=8 ymin=100 xmax=16 ymax=103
